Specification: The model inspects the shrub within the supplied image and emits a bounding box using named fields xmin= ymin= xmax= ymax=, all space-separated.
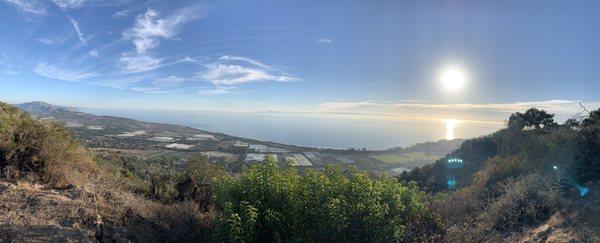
xmin=479 ymin=174 xmax=559 ymax=234
xmin=212 ymin=157 xmax=441 ymax=242
xmin=0 ymin=102 xmax=96 ymax=186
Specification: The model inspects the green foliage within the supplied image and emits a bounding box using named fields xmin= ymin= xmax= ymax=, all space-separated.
xmin=212 ymin=156 xmax=440 ymax=242
xmin=480 ymin=174 xmax=559 ymax=234
xmin=581 ymin=108 xmax=600 ymax=127
xmin=186 ymin=155 xmax=228 ymax=184
xmin=405 ymin=108 xmax=600 ymax=241
xmin=508 ymin=108 xmax=556 ymax=131
xmin=0 ymin=102 xmax=95 ymax=186
xmin=370 ymin=152 xmax=440 ymax=164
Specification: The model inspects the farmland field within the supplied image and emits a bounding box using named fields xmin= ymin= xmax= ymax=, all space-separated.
xmin=370 ymin=152 xmax=439 ymax=164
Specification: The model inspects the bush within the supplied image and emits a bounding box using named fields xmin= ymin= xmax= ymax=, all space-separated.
xmin=0 ymin=102 xmax=96 ymax=186
xmin=479 ymin=174 xmax=559 ymax=234
xmin=212 ymin=157 xmax=441 ymax=242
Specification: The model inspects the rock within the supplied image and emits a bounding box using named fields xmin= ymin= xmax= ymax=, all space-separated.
xmin=532 ymin=224 xmax=551 ymax=240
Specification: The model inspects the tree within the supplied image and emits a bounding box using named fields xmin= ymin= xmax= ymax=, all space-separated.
xmin=507 ymin=108 xmax=556 ymax=130
xmin=508 ymin=112 xmax=527 ymax=130
xmin=563 ymin=118 xmax=580 ymax=128
xmin=582 ymin=108 xmax=600 ymax=127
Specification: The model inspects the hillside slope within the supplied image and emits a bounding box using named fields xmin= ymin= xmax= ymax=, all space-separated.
xmin=401 ymin=108 xmax=600 ymax=241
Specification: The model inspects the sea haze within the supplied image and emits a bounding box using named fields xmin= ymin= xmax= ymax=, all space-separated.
xmin=81 ymin=108 xmax=501 ymax=150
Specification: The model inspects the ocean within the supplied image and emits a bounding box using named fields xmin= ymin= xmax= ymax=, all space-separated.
xmin=81 ymin=108 xmax=501 ymax=150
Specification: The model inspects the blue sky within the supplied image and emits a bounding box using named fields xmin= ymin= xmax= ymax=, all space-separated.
xmin=0 ymin=0 xmax=599 ymax=124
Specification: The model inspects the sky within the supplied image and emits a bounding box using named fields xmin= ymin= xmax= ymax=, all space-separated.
xmin=1 ymin=0 xmax=599 ymax=126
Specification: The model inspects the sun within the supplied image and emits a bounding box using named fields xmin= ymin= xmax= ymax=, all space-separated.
xmin=440 ymin=67 xmax=466 ymax=91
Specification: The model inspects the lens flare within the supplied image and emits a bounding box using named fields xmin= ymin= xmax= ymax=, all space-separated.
xmin=447 ymin=178 xmax=457 ymax=188
xmin=447 ymin=158 xmax=464 ymax=169
xmin=576 ymin=185 xmax=589 ymax=197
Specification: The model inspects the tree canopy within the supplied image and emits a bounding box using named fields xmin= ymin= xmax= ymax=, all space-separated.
xmin=508 ymin=108 xmax=556 ymax=130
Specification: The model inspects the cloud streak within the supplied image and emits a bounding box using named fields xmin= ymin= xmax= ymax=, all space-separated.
xmin=51 ymin=0 xmax=86 ymax=10
xmin=118 ymin=53 xmax=162 ymax=73
xmin=197 ymin=55 xmax=299 ymax=91
xmin=316 ymin=38 xmax=333 ymax=44
xmin=68 ymin=15 xmax=86 ymax=45
xmin=313 ymin=100 xmax=600 ymax=124
xmin=198 ymin=86 xmax=235 ymax=95
xmin=2 ymin=0 xmax=47 ymax=15
xmin=34 ymin=63 xmax=97 ymax=82
xmin=52 ymin=0 xmax=130 ymax=10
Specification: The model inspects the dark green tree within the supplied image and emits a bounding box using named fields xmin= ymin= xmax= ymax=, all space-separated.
xmin=508 ymin=108 xmax=556 ymax=130
xmin=581 ymin=108 xmax=600 ymax=127
xmin=564 ymin=118 xmax=580 ymax=128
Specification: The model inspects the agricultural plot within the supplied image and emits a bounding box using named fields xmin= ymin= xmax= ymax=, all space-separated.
xmin=165 ymin=143 xmax=194 ymax=150
xmin=303 ymin=152 xmax=323 ymax=165
xmin=370 ymin=152 xmax=439 ymax=164
xmin=249 ymin=144 xmax=268 ymax=152
xmin=234 ymin=140 xmax=249 ymax=148
xmin=287 ymin=154 xmax=312 ymax=167
xmin=149 ymin=137 xmax=174 ymax=142
xmin=267 ymin=146 xmax=289 ymax=153
xmin=189 ymin=134 xmax=215 ymax=140
xmin=328 ymin=154 xmax=355 ymax=164
xmin=118 ymin=130 xmax=147 ymax=137
xmin=245 ymin=153 xmax=267 ymax=162
xmin=201 ymin=151 xmax=234 ymax=160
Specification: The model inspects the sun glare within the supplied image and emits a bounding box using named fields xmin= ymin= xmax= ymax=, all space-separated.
xmin=443 ymin=119 xmax=462 ymax=140
xmin=440 ymin=67 xmax=466 ymax=91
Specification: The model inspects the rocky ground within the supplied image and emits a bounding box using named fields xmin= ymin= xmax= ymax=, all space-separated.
xmin=0 ymin=181 xmax=131 ymax=242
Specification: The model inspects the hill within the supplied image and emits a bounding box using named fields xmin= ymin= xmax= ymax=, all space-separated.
xmin=400 ymin=107 xmax=600 ymax=241
xmin=14 ymin=101 xmax=462 ymax=174
xmin=2 ymin=101 xmax=600 ymax=241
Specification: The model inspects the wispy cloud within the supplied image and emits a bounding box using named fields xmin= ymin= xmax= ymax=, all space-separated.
xmin=198 ymin=86 xmax=235 ymax=95
xmin=122 ymin=7 xmax=205 ymax=54
xmin=118 ymin=53 xmax=162 ymax=73
xmin=200 ymin=64 xmax=280 ymax=86
xmin=67 ymin=15 xmax=86 ymax=45
xmin=117 ymin=55 xmax=299 ymax=95
xmin=316 ymin=38 xmax=333 ymax=44
xmin=111 ymin=9 xmax=129 ymax=19
xmin=130 ymin=86 xmax=167 ymax=94
xmin=2 ymin=0 xmax=47 ymax=15
xmin=313 ymin=100 xmax=600 ymax=123
xmin=36 ymin=36 xmax=66 ymax=45
xmin=198 ymin=55 xmax=299 ymax=87
xmin=34 ymin=63 xmax=97 ymax=82
xmin=3 ymin=69 xmax=19 ymax=75
xmin=92 ymin=74 xmax=147 ymax=89
xmin=154 ymin=75 xmax=186 ymax=85
xmin=88 ymin=50 xmax=99 ymax=57
xmin=51 ymin=0 xmax=86 ymax=10
xmin=219 ymin=55 xmax=270 ymax=68
xmin=127 ymin=75 xmax=188 ymax=94
xmin=52 ymin=0 xmax=129 ymax=10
